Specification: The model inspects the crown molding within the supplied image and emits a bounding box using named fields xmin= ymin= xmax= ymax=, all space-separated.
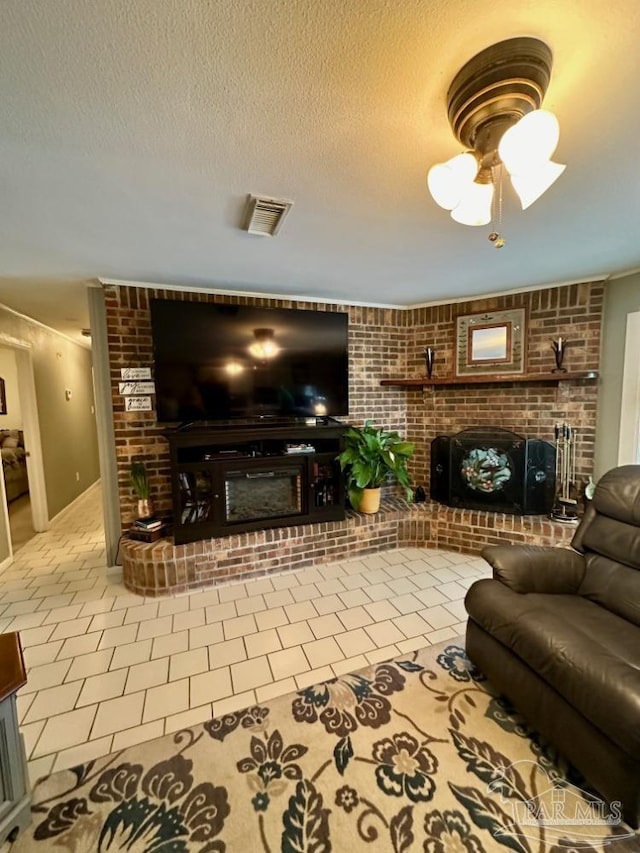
xmin=99 ymin=273 xmax=611 ymax=312
xmin=0 ymin=301 xmax=89 ymax=348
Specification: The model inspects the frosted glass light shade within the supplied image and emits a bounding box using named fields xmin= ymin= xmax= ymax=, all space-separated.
xmin=450 ymin=181 xmax=494 ymax=226
xmin=499 ymin=110 xmax=561 ymax=173
xmin=427 ymin=153 xmax=478 ymax=210
xmin=248 ymin=339 xmax=279 ymax=359
xmin=248 ymin=328 xmax=279 ymax=360
xmin=510 ymin=160 xmax=566 ymax=209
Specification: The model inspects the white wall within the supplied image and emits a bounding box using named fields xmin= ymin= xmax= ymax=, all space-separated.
xmin=618 ymin=311 xmax=640 ymax=465
xmin=0 ymin=346 xmax=22 ymax=428
xmin=594 ymin=272 xmax=640 ymax=477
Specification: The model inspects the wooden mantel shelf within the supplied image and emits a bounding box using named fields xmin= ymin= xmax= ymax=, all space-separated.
xmin=380 ymin=371 xmax=598 ymax=388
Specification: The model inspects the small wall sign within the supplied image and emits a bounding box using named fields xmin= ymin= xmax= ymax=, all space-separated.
xmin=118 ymin=381 xmax=156 ymax=396
xmin=120 ymin=367 xmax=152 ymax=380
xmin=125 ymin=396 xmax=153 ymax=412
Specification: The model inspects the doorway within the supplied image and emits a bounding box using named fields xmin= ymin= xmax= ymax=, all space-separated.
xmin=618 ymin=311 xmax=640 ymax=465
xmin=0 ymin=339 xmax=48 ymax=566
xmin=0 ymin=347 xmax=33 ymax=551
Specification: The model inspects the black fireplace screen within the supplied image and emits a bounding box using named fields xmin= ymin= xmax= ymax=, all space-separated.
xmin=431 ymin=427 xmax=556 ymax=515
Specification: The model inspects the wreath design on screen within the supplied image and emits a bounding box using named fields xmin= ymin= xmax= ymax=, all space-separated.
xmin=461 ymin=447 xmax=511 ymax=493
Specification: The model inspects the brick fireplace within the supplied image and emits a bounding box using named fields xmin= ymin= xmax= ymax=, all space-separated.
xmin=104 ymin=280 xmax=602 ymax=595
xmin=405 ymin=283 xmax=602 ymax=492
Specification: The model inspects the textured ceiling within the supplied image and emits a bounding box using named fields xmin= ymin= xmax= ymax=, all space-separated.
xmin=1 ymin=0 xmax=639 ymax=343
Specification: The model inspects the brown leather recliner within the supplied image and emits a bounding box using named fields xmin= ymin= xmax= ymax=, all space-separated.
xmin=465 ymin=464 xmax=640 ymax=828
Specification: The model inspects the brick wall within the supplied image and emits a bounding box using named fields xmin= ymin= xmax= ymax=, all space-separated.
xmin=403 ymin=282 xmax=603 ymax=492
xmin=104 ymin=286 xmax=408 ymax=528
xmin=104 ymin=280 xmax=603 ymax=531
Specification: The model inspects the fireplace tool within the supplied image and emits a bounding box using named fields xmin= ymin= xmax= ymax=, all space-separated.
xmin=551 ymin=422 xmax=579 ymax=523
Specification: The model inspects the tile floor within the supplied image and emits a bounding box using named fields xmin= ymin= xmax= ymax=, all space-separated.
xmin=0 ymin=483 xmax=492 ymax=787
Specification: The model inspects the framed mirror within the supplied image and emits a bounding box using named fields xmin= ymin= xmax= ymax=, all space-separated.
xmin=456 ymin=308 xmax=526 ymax=376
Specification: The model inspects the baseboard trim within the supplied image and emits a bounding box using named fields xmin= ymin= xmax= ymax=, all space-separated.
xmin=49 ymin=479 xmax=101 ymax=526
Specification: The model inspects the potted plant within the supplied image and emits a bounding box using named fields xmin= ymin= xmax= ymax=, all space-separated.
xmin=129 ymin=460 xmax=153 ymax=519
xmin=337 ymin=420 xmax=415 ymax=513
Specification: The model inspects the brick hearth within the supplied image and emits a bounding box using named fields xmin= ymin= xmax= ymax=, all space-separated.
xmin=121 ymin=499 xmax=575 ymax=596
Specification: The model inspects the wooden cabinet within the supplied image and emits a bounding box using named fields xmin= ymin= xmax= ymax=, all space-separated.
xmin=165 ymin=421 xmax=347 ymax=544
xmin=0 ymin=632 xmax=31 ymax=845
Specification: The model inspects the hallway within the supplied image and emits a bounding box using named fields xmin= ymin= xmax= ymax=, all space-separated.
xmin=8 ymin=494 xmax=36 ymax=553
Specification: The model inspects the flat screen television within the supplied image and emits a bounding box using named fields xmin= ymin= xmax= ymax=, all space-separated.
xmin=150 ymin=299 xmax=349 ymax=423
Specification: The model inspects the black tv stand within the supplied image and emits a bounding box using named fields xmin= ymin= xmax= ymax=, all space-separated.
xmin=170 ymin=416 xmax=345 ymax=434
xmin=165 ymin=421 xmax=347 ymax=544
xmin=315 ymin=416 xmax=342 ymax=425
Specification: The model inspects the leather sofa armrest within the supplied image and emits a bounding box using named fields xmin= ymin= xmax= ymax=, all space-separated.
xmin=480 ymin=544 xmax=586 ymax=594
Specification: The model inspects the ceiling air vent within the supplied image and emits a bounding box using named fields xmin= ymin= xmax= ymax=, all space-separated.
xmin=243 ymin=194 xmax=293 ymax=237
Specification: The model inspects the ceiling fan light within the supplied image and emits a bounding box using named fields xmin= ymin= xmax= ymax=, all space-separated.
xmin=510 ymin=160 xmax=566 ymax=210
xmin=427 ymin=153 xmax=477 ymax=210
xmin=499 ymin=110 xmax=561 ymax=173
xmin=429 ymin=39 xmax=563 ymax=229
xmin=248 ymin=327 xmax=280 ymax=360
xmin=450 ymin=181 xmax=494 ymax=226
xmin=249 ymin=339 xmax=280 ymax=359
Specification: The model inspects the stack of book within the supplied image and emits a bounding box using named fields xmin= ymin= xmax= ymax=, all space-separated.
xmin=129 ymin=517 xmax=165 ymax=543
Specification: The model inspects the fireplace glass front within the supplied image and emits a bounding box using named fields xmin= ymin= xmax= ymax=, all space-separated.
xmin=224 ymin=467 xmax=303 ymax=524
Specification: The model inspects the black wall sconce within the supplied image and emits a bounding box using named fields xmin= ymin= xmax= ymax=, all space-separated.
xmin=424 ymin=347 xmax=435 ymax=378
xmin=551 ymin=337 xmax=568 ymax=373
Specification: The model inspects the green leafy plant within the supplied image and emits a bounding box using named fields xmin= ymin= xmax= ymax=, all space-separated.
xmin=337 ymin=420 xmax=414 ymax=509
xmin=129 ymin=461 xmax=150 ymax=499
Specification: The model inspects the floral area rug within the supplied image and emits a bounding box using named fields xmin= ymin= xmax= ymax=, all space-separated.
xmin=13 ymin=642 xmax=638 ymax=852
